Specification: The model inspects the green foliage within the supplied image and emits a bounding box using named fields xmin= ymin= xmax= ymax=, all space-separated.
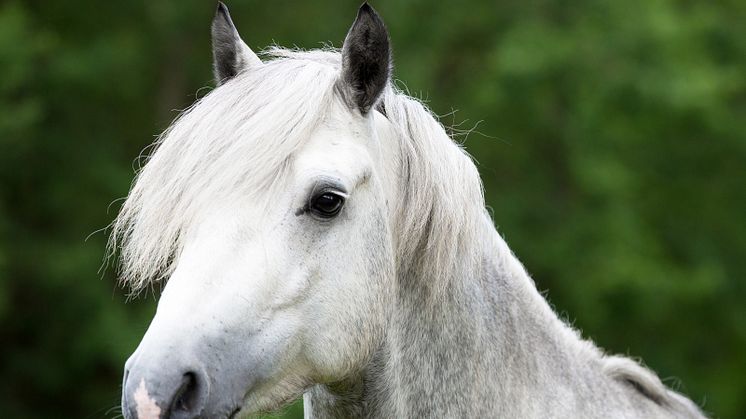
xmin=0 ymin=0 xmax=743 ymax=417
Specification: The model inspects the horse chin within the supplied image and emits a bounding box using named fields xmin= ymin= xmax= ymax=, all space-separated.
xmin=232 ymin=375 xmax=310 ymax=418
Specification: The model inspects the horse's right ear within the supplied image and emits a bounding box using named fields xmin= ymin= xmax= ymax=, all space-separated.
xmin=211 ymin=2 xmax=261 ymax=85
xmin=339 ymin=3 xmax=392 ymax=115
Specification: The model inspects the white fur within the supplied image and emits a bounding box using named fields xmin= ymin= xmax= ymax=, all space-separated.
xmin=113 ymin=48 xmax=706 ymax=418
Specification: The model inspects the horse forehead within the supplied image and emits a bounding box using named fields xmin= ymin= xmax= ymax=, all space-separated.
xmin=295 ymin=123 xmax=373 ymax=175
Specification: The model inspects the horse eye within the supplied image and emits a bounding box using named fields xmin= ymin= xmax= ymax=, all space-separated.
xmin=310 ymin=192 xmax=345 ymax=218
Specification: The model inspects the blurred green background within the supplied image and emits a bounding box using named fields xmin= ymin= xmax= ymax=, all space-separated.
xmin=0 ymin=0 xmax=744 ymax=417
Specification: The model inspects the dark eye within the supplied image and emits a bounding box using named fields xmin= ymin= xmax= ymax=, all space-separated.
xmin=310 ymin=192 xmax=345 ymax=218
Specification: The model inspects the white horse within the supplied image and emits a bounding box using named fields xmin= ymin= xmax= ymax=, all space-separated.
xmin=112 ymin=3 xmax=706 ymax=418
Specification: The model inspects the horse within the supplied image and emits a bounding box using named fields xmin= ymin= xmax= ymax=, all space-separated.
xmin=112 ymin=3 xmax=706 ymax=418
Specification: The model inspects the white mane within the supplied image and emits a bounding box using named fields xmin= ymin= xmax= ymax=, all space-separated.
xmin=109 ymin=47 xmax=485 ymax=295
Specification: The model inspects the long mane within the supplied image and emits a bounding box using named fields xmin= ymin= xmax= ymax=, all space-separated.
xmin=108 ymin=47 xmax=485 ymax=294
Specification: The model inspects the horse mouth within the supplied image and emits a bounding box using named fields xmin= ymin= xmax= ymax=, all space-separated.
xmin=228 ymin=407 xmax=242 ymax=419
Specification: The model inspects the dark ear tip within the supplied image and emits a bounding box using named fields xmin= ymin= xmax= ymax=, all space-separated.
xmin=216 ymin=2 xmax=229 ymax=17
xmin=213 ymin=2 xmax=235 ymax=32
xmin=357 ymin=2 xmax=378 ymax=17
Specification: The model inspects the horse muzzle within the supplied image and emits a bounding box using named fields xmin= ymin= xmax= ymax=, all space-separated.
xmin=122 ymin=351 xmax=212 ymax=419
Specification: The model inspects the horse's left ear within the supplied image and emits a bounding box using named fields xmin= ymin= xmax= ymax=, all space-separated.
xmin=339 ymin=3 xmax=392 ymax=115
xmin=212 ymin=2 xmax=262 ymax=85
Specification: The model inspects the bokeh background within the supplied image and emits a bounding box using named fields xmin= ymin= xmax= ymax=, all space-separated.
xmin=1 ymin=0 xmax=744 ymax=418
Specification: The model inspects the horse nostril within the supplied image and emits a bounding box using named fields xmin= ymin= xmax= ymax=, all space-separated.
xmin=170 ymin=371 xmax=207 ymax=417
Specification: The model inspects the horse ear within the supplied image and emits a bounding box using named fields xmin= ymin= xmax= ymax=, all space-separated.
xmin=211 ymin=2 xmax=261 ymax=85
xmin=339 ymin=3 xmax=392 ymax=114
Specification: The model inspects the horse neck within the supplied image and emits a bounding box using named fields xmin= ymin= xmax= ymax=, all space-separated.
xmin=385 ymin=213 xmax=588 ymax=415
xmin=306 ymin=212 xmax=595 ymax=418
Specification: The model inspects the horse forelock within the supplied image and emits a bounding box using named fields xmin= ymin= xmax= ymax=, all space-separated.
xmin=109 ymin=51 xmax=338 ymax=292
